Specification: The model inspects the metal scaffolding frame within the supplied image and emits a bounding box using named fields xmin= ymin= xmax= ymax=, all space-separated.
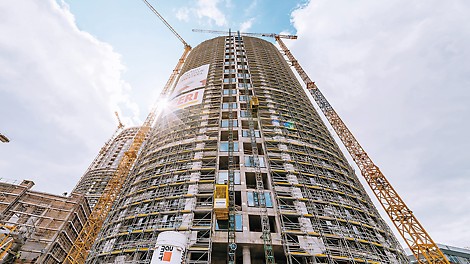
xmin=87 ymin=36 xmax=408 ymax=264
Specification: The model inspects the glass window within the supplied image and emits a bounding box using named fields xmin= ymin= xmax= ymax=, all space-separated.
xmin=265 ymin=193 xmax=273 ymax=207
xmin=223 ymin=89 xmax=236 ymax=95
xmin=222 ymin=102 xmax=237 ymax=109
xmin=219 ymin=142 xmax=239 ymax=152
xmin=237 ymin=73 xmax=250 ymax=78
xmin=240 ymin=110 xmax=249 ymax=117
xmin=239 ymin=95 xmax=248 ymax=101
xmin=235 ymin=215 xmax=242 ymax=231
xmin=242 ymin=130 xmax=260 ymax=138
xmin=217 ymin=171 xmax=241 ymax=184
xmin=247 ymin=191 xmax=255 ymax=207
xmin=238 ymin=83 xmax=252 ymax=88
xmin=244 ymin=156 xmax=266 ymax=168
xmin=223 ymin=78 xmax=236 ymax=83
xmin=216 ymin=214 xmax=242 ymax=231
xmin=221 ymin=120 xmax=238 ymax=128
xmin=247 ymin=192 xmax=273 ymax=208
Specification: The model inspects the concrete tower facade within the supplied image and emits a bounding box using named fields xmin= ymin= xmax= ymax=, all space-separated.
xmin=73 ymin=127 xmax=139 ymax=208
xmin=87 ymin=36 xmax=407 ymax=264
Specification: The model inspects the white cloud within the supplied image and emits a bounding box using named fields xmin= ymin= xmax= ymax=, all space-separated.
xmin=175 ymin=7 xmax=190 ymax=22
xmin=195 ymin=0 xmax=227 ymax=27
xmin=291 ymin=0 xmax=470 ymax=248
xmin=0 ymin=1 xmax=137 ymax=194
xmin=240 ymin=18 xmax=255 ymax=32
xmin=243 ymin=0 xmax=258 ymax=16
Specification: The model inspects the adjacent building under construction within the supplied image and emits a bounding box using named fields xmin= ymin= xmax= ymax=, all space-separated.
xmin=0 ymin=127 xmax=138 ymax=264
xmin=72 ymin=127 xmax=139 ymax=208
xmin=84 ymin=36 xmax=408 ymax=264
xmin=0 ymin=179 xmax=90 ymax=263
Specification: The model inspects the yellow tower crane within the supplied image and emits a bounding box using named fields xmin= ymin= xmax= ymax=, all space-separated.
xmin=64 ymin=1 xmax=191 ymax=263
xmin=274 ymin=35 xmax=449 ymax=264
xmin=193 ymin=29 xmax=449 ymax=264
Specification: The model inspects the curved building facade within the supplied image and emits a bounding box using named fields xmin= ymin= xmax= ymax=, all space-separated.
xmin=73 ymin=126 xmax=139 ymax=208
xmin=87 ymin=36 xmax=407 ymax=264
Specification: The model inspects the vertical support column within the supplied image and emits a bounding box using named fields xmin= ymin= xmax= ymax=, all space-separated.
xmin=243 ymin=246 xmax=251 ymax=264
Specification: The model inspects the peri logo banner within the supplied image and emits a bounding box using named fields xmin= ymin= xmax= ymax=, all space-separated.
xmin=173 ymin=64 xmax=210 ymax=96
xmin=172 ymin=89 xmax=205 ymax=109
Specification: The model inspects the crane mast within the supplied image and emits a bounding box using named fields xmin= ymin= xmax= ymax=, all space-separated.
xmin=65 ymin=1 xmax=191 ymax=263
xmin=114 ymin=111 xmax=124 ymax=129
xmin=64 ymin=108 xmax=156 ymax=264
xmin=274 ymin=36 xmax=449 ymax=264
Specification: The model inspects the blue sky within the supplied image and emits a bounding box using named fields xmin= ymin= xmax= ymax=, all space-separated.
xmin=63 ymin=0 xmax=306 ymax=119
xmin=1 ymin=0 xmax=469 ymax=249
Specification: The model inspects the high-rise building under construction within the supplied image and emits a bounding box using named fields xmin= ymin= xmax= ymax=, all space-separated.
xmin=73 ymin=127 xmax=139 ymax=208
xmin=87 ymin=36 xmax=408 ymax=264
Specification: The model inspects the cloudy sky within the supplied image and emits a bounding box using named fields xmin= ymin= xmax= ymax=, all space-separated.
xmin=0 ymin=0 xmax=469 ymax=249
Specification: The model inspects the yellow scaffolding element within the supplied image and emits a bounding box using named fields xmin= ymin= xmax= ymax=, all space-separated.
xmin=0 ymin=224 xmax=17 ymax=260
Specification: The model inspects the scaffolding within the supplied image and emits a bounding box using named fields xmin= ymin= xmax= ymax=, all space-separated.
xmin=237 ymin=32 xmax=275 ymax=264
xmin=244 ymin=36 xmax=408 ymax=264
xmin=72 ymin=127 xmax=140 ymax=209
xmin=86 ymin=37 xmax=226 ymax=264
xmin=225 ymin=31 xmax=238 ymax=264
xmin=0 ymin=180 xmax=91 ymax=263
xmin=88 ymin=36 xmax=408 ymax=264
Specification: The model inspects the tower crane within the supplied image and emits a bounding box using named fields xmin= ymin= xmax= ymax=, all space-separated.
xmin=193 ymin=29 xmax=448 ymax=264
xmin=192 ymin=28 xmax=297 ymax=39
xmin=65 ymin=2 xmax=191 ymax=263
xmin=75 ymin=111 xmax=126 ymax=189
xmin=114 ymin=111 xmax=124 ymax=129
xmin=143 ymin=0 xmax=191 ymax=95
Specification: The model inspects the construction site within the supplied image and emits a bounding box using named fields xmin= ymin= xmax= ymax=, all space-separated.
xmin=0 ymin=2 xmax=458 ymax=264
